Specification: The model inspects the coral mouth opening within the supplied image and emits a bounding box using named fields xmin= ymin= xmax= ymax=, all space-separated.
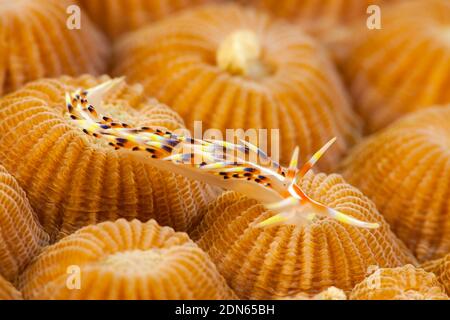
xmin=101 ymin=249 xmax=165 ymax=273
xmin=216 ymin=29 xmax=273 ymax=79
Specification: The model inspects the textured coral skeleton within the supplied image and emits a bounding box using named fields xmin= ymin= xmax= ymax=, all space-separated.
xmin=66 ymin=78 xmax=379 ymax=230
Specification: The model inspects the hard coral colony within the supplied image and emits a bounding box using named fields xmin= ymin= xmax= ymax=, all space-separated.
xmin=0 ymin=0 xmax=448 ymax=302
xmin=112 ymin=4 xmax=362 ymax=171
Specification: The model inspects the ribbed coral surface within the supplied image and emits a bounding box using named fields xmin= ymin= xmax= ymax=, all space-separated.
xmin=79 ymin=0 xmax=209 ymax=39
xmin=19 ymin=219 xmax=236 ymax=300
xmin=350 ymin=265 xmax=449 ymax=300
xmin=0 ymin=165 xmax=49 ymax=282
xmin=340 ymin=0 xmax=450 ymax=132
xmin=0 ymin=274 xmax=22 ymax=300
xmin=422 ymin=254 xmax=450 ymax=295
xmin=113 ymin=4 xmax=361 ymax=170
xmin=242 ymin=0 xmax=389 ymax=27
xmin=0 ymin=0 xmax=109 ymax=95
xmin=341 ymin=107 xmax=450 ymax=262
xmin=0 ymin=75 xmax=219 ymax=241
xmin=277 ymin=286 xmax=347 ymax=300
xmin=191 ymin=172 xmax=416 ymax=299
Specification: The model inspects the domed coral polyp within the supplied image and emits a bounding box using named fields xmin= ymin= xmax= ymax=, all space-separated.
xmin=113 ymin=4 xmax=361 ymax=171
xmin=422 ymin=254 xmax=450 ymax=295
xmin=19 ymin=219 xmax=236 ymax=300
xmin=0 ymin=165 xmax=49 ymax=282
xmin=339 ymin=0 xmax=450 ymax=132
xmin=349 ymin=265 xmax=449 ymax=300
xmin=78 ymin=0 xmax=208 ymax=39
xmin=241 ymin=0 xmax=392 ymax=33
xmin=0 ymin=0 xmax=109 ymax=95
xmin=277 ymin=287 xmax=347 ymax=300
xmin=340 ymin=107 xmax=450 ymax=262
xmin=0 ymin=75 xmax=219 ymax=241
xmin=191 ymin=172 xmax=416 ymax=299
xmin=0 ymin=275 xmax=22 ymax=300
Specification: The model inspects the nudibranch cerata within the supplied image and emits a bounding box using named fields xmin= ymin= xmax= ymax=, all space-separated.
xmin=66 ymin=78 xmax=379 ymax=230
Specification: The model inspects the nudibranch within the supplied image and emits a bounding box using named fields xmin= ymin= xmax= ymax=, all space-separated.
xmin=0 ymin=0 xmax=109 ymax=95
xmin=112 ymin=3 xmax=362 ymax=171
xmin=339 ymin=0 xmax=450 ymax=132
xmin=350 ymin=265 xmax=449 ymax=300
xmin=0 ymin=165 xmax=49 ymax=282
xmin=67 ymin=78 xmax=379 ymax=230
xmin=341 ymin=106 xmax=450 ymax=262
xmin=19 ymin=219 xmax=237 ymax=300
xmin=0 ymin=75 xmax=218 ymax=241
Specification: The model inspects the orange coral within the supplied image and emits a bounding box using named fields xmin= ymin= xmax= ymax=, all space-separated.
xmin=277 ymin=287 xmax=347 ymax=300
xmin=240 ymin=0 xmax=399 ymax=58
xmin=79 ymin=0 xmax=209 ymax=39
xmin=113 ymin=4 xmax=361 ymax=170
xmin=0 ymin=165 xmax=49 ymax=282
xmin=19 ymin=219 xmax=236 ymax=300
xmin=422 ymin=254 xmax=450 ymax=295
xmin=241 ymin=0 xmax=391 ymax=31
xmin=191 ymin=172 xmax=416 ymax=299
xmin=0 ymin=0 xmax=109 ymax=95
xmin=0 ymin=274 xmax=22 ymax=300
xmin=0 ymin=75 xmax=219 ymax=241
xmin=340 ymin=0 xmax=450 ymax=132
xmin=341 ymin=107 xmax=450 ymax=262
xmin=349 ymin=265 xmax=448 ymax=300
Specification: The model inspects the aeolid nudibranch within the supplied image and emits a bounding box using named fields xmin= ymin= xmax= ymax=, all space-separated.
xmin=67 ymin=78 xmax=379 ymax=230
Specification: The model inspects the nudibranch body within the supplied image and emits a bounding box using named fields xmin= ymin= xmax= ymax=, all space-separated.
xmin=67 ymin=78 xmax=379 ymax=230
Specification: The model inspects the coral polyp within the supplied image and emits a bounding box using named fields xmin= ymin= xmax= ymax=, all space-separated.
xmin=19 ymin=219 xmax=236 ymax=300
xmin=0 ymin=275 xmax=22 ymax=300
xmin=277 ymin=287 xmax=347 ymax=300
xmin=242 ymin=0 xmax=392 ymax=33
xmin=0 ymin=0 xmax=109 ymax=95
xmin=349 ymin=265 xmax=449 ymax=300
xmin=79 ymin=0 xmax=208 ymax=39
xmin=0 ymin=165 xmax=49 ymax=282
xmin=0 ymin=75 xmax=218 ymax=240
xmin=190 ymin=173 xmax=416 ymax=299
xmin=422 ymin=254 xmax=450 ymax=295
xmin=113 ymin=4 xmax=361 ymax=170
xmin=340 ymin=0 xmax=450 ymax=131
xmin=341 ymin=107 xmax=450 ymax=261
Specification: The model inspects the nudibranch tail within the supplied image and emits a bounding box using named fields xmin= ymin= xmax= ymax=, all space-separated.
xmin=66 ymin=78 xmax=380 ymax=230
